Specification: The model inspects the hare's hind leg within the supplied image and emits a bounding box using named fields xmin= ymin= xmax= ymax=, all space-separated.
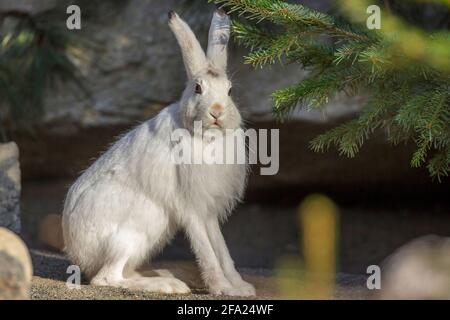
xmin=90 ymin=231 xmax=190 ymax=293
xmin=91 ymin=255 xmax=190 ymax=294
xmin=90 ymin=255 xmax=128 ymax=287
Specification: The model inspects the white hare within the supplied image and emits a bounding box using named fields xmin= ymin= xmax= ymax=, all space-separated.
xmin=62 ymin=10 xmax=255 ymax=296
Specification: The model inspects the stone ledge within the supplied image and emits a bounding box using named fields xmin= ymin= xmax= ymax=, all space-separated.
xmin=30 ymin=249 xmax=368 ymax=300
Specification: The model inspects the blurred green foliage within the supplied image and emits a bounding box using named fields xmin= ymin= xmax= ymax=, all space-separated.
xmin=0 ymin=6 xmax=87 ymax=140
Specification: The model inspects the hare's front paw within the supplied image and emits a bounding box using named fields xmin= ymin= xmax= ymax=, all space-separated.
xmin=232 ymin=280 xmax=256 ymax=296
xmin=226 ymin=272 xmax=256 ymax=296
xmin=209 ymin=280 xmax=235 ymax=296
xmin=209 ymin=280 xmax=256 ymax=297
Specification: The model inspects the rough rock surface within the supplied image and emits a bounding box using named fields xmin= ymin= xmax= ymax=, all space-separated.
xmin=0 ymin=0 xmax=56 ymax=15
xmin=379 ymin=235 xmax=450 ymax=299
xmin=0 ymin=227 xmax=33 ymax=299
xmin=0 ymin=142 xmax=21 ymax=233
xmin=0 ymin=0 xmax=358 ymax=132
xmin=0 ymin=252 xmax=28 ymax=299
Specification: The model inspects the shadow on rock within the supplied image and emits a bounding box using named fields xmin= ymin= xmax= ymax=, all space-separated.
xmin=31 ymin=249 xmax=89 ymax=284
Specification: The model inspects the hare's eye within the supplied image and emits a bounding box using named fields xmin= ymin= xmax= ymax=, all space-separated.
xmin=195 ymin=83 xmax=202 ymax=94
xmin=228 ymin=87 xmax=232 ymax=96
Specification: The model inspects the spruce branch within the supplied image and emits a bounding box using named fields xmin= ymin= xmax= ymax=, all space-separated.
xmin=310 ymin=94 xmax=389 ymax=157
xmin=427 ymin=148 xmax=450 ymax=182
xmin=214 ymin=0 xmax=450 ymax=180
xmin=215 ymin=0 xmax=367 ymax=40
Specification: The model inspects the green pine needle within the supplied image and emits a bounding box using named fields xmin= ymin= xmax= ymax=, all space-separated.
xmin=214 ymin=0 xmax=450 ymax=180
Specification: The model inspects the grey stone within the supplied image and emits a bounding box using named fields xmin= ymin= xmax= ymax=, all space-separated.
xmin=0 ymin=227 xmax=32 ymax=299
xmin=0 ymin=251 xmax=28 ymax=299
xmin=0 ymin=142 xmax=21 ymax=233
xmin=379 ymin=235 xmax=450 ymax=299
xmin=0 ymin=0 xmax=56 ymax=15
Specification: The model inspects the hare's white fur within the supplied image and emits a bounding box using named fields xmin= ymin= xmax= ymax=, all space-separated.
xmin=62 ymin=10 xmax=255 ymax=296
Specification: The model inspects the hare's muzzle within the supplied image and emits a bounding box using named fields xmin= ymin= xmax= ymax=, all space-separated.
xmin=209 ymin=103 xmax=224 ymax=119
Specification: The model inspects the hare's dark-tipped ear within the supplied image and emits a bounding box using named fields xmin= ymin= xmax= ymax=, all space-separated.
xmin=207 ymin=9 xmax=230 ymax=71
xmin=168 ymin=11 xmax=207 ymax=79
xmin=168 ymin=10 xmax=176 ymax=20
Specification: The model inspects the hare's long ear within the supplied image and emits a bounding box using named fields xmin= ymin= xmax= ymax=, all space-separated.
xmin=206 ymin=9 xmax=230 ymax=71
xmin=168 ymin=11 xmax=207 ymax=79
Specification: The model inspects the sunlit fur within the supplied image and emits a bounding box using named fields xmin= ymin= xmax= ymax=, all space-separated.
xmin=62 ymin=10 xmax=255 ymax=296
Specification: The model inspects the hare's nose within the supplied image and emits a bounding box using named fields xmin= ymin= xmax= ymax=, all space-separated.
xmin=209 ymin=103 xmax=224 ymax=119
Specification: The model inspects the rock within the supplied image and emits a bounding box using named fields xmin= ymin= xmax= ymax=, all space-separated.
xmin=3 ymin=0 xmax=444 ymax=130
xmin=0 ymin=227 xmax=32 ymax=299
xmin=0 ymin=252 xmax=28 ymax=299
xmin=0 ymin=0 xmax=56 ymax=15
xmin=379 ymin=235 xmax=450 ymax=299
xmin=0 ymin=142 xmax=21 ymax=233
xmin=38 ymin=214 xmax=64 ymax=251
xmin=0 ymin=228 xmax=32 ymax=282
xmin=0 ymin=0 xmax=358 ymax=131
